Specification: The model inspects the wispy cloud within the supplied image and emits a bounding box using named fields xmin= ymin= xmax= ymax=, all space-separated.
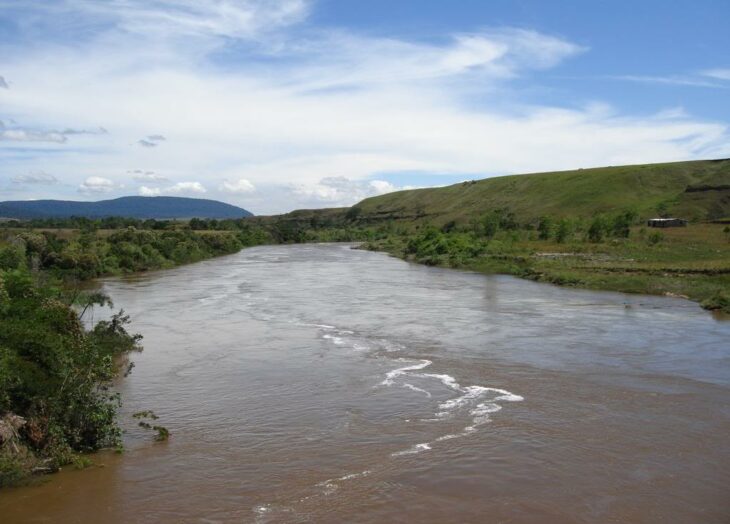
xmin=167 ymin=181 xmax=206 ymax=193
xmin=288 ymin=176 xmax=415 ymax=207
xmin=138 ymin=181 xmax=206 ymax=196
xmin=82 ymin=0 xmax=308 ymax=40
xmin=136 ymin=135 xmax=166 ymax=148
xmin=221 ymin=178 xmax=256 ymax=193
xmin=0 ymin=119 xmax=107 ymax=144
xmin=12 ymin=170 xmax=58 ymax=185
xmin=138 ymin=185 xmax=161 ymax=196
xmin=129 ymin=170 xmax=170 ymax=183
xmin=281 ymin=28 xmax=585 ymax=92
xmin=610 ymin=74 xmax=726 ymax=88
xmin=701 ymin=68 xmax=730 ymax=81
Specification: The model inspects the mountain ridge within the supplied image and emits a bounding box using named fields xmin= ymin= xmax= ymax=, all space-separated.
xmin=0 ymin=196 xmax=253 ymax=219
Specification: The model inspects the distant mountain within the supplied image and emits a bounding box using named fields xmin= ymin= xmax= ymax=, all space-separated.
xmin=0 ymin=196 xmax=253 ymax=219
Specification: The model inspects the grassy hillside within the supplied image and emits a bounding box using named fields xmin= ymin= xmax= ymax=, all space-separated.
xmin=354 ymin=159 xmax=730 ymax=225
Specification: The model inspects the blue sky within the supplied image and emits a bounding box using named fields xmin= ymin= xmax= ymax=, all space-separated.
xmin=1 ymin=0 xmax=729 ymax=214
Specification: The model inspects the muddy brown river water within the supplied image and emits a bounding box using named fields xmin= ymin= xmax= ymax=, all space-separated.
xmin=1 ymin=243 xmax=729 ymax=523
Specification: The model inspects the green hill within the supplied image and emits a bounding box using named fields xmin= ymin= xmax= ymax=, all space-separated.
xmin=353 ymin=159 xmax=730 ymax=225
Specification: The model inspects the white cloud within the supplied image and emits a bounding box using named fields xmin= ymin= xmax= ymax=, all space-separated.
xmin=74 ymin=0 xmax=310 ymax=40
xmin=369 ymin=180 xmax=397 ymax=194
xmin=139 ymin=185 xmax=161 ymax=196
xmin=280 ymin=29 xmax=584 ymax=92
xmin=139 ymin=181 xmax=207 ymax=196
xmin=79 ymin=176 xmax=119 ymax=194
xmin=136 ymin=134 xmax=167 ymax=147
xmin=701 ymin=68 xmax=730 ymax=81
xmin=221 ymin=178 xmax=256 ymax=193
xmin=288 ymin=176 xmax=409 ymax=207
xmin=1 ymin=129 xmax=67 ymax=143
xmin=0 ymin=120 xmax=107 ymax=143
xmin=167 ymin=181 xmax=206 ymax=193
xmin=12 ymin=170 xmax=58 ymax=185
xmin=130 ymin=170 xmax=170 ymax=183
xmin=613 ymin=75 xmax=725 ymax=88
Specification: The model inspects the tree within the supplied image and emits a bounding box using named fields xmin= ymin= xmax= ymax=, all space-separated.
xmin=537 ymin=216 xmax=553 ymax=240
xmin=611 ymin=210 xmax=637 ymax=238
xmin=555 ymin=219 xmax=571 ymax=243
xmin=587 ymin=216 xmax=608 ymax=243
xmin=345 ymin=206 xmax=362 ymax=221
xmin=481 ymin=213 xmax=500 ymax=239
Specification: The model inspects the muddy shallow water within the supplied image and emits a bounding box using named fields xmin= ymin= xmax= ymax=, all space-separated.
xmin=2 ymin=243 xmax=729 ymax=523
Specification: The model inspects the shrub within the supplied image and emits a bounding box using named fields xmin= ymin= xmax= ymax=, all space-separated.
xmin=555 ymin=219 xmax=572 ymax=243
xmin=647 ymin=231 xmax=664 ymax=245
xmin=0 ymin=269 xmax=142 ymax=484
xmin=537 ymin=216 xmax=553 ymax=240
xmin=701 ymin=290 xmax=730 ymax=312
xmin=587 ymin=216 xmax=608 ymax=243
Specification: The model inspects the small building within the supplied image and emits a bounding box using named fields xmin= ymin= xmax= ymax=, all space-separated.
xmin=647 ymin=218 xmax=688 ymax=228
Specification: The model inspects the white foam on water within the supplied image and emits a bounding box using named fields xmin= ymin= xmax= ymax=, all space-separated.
xmin=254 ymin=505 xmax=270 ymax=515
xmin=322 ymin=334 xmax=346 ymax=346
xmin=340 ymin=470 xmax=370 ymax=481
xmin=315 ymin=469 xmax=371 ymax=497
xmin=419 ymin=372 xmax=461 ymax=391
xmin=197 ymin=293 xmax=230 ymax=305
xmin=434 ymin=433 xmax=461 ymax=442
xmin=381 ymin=339 xmax=405 ymax=352
xmin=253 ymin=504 xmax=273 ymax=523
xmin=392 ymin=442 xmax=431 ymax=456
xmin=434 ymin=425 xmax=479 ymax=442
xmin=380 ymin=357 xmax=524 ymax=453
xmin=314 ymin=324 xmax=374 ymax=351
xmin=436 ymin=385 xmax=486 ymax=414
xmin=381 ymin=359 xmax=432 ymax=386
xmin=402 ymin=383 xmax=432 ymax=397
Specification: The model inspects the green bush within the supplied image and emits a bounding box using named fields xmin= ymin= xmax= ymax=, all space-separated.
xmin=701 ymin=290 xmax=730 ymax=312
xmin=537 ymin=216 xmax=553 ymax=240
xmin=587 ymin=216 xmax=608 ymax=243
xmin=647 ymin=231 xmax=664 ymax=245
xmin=0 ymin=269 xmax=142 ymax=484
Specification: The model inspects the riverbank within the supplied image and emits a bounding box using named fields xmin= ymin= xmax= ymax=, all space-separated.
xmin=4 ymin=218 xmax=729 ymax=313
xmin=358 ymin=223 xmax=730 ymax=314
xmin=0 ymin=227 xmax=271 ymax=486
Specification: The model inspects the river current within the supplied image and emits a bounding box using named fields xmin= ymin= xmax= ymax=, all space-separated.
xmin=2 ymin=243 xmax=729 ymax=523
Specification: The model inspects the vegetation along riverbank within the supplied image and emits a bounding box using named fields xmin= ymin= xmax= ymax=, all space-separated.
xmin=1 ymin=158 xmax=729 ymax=486
xmin=0 ymin=226 xmax=271 ymax=486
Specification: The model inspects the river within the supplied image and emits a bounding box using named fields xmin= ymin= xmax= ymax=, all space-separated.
xmin=2 ymin=243 xmax=729 ymax=523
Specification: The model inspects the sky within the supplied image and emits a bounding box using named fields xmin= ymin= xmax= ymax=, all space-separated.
xmin=1 ymin=0 xmax=729 ymax=215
